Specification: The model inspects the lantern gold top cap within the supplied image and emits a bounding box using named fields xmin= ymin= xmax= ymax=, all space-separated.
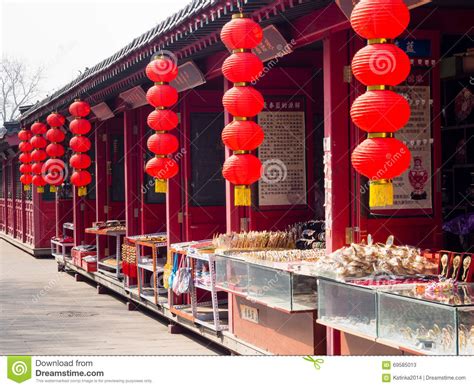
xmin=232 ymin=13 xmax=248 ymax=19
xmin=74 ymin=98 xmax=81 ymax=102
xmin=152 ymin=54 xmax=165 ymax=60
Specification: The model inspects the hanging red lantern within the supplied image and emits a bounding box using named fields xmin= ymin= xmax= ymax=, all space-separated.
xmin=69 ymin=100 xmax=91 ymax=117
xmin=18 ymin=129 xmax=32 ymax=141
xmin=46 ymin=143 xmax=65 ymax=157
xmin=46 ymin=128 xmax=65 ymax=143
xmin=70 ymin=153 xmax=92 ymax=170
xmin=352 ymin=44 xmax=410 ymax=86
xmin=69 ymin=118 xmax=92 ymax=135
xmin=147 ymin=109 xmax=179 ymax=131
xmin=220 ymin=13 xmax=264 ymax=206
xmin=350 ymin=90 xmax=410 ymax=132
xmin=19 ymin=164 xmax=32 ymax=174
xmin=68 ymin=100 xmax=91 ymax=196
xmin=70 ymin=170 xmax=92 ymax=196
xmin=20 ymin=174 xmax=33 ymax=189
xmin=350 ymin=0 xmax=410 ymax=40
xmin=31 ymin=162 xmax=44 ymax=175
xmin=223 ymin=86 xmax=264 ymax=118
xmin=31 ymin=149 xmax=47 ymax=162
xmin=30 ymin=135 xmax=47 ymax=149
xmin=222 ymin=120 xmax=264 ymax=151
xmin=147 ymin=133 xmax=179 ymax=155
xmin=145 ymin=157 xmax=179 ymax=192
xmin=19 ymin=152 xmax=32 ymax=164
xmin=146 ymin=84 xmax=178 ymax=108
xmin=350 ymin=0 xmax=412 ymax=207
xmin=46 ymin=112 xmax=66 ymax=127
xmin=32 ymin=174 xmax=46 ymax=193
xmin=145 ymin=57 xmax=178 ymax=82
xmin=222 ymin=53 xmax=263 ymax=83
xmin=220 ymin=14 xmax=263 ymax=50
xmin=31 ymin=122 xmax=47 ymax=135
xmin=19 ymin=141 xmax=33 ymax=152
xmin=222 ymin=154 xmax=262 ymax=185
xmin=144 ymin=54 xmax=180 ymax=193
xmin=70 ymin=136 xmax=91 ymax=152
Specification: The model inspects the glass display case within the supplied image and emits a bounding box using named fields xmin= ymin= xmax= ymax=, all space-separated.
xmin=317 ymin=278 xmax=377 ymax=337
xmin=215 ymin=254 xmax=317 ymax=312
xmin=378 ymin=284 xmax=474 ymax=355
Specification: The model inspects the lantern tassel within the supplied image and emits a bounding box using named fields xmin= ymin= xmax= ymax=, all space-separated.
xmin=49 ymin=185 xmax=57 ymax=193
xmin=234 ymin=185 xmax=251 ymax=206
xmin=155 ymin=179 xmax=167 ymax=193
xmin=37 ymin=186 xmax=44 ymax=193
xmin=369 ymin=180 xmax=393 ymax=207
xmin=78 ymin=186 xmax=87 ymax=196
xmin=23 ymin=185 xmax=30 ymax=191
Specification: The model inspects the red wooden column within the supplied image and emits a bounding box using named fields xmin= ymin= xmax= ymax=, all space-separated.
xmin=20 ymin=179 xmax=26 ymax=242
xmin=72 ymin=187 xmax=85 ymax=245
xmin=10 ymin=159 xmax=16 ymax=238
xmin=323 ymin=30 xmax=351 ymax=356
xmin=124 ymin=110 xmax=140 ymax=236
xmin=166 ymin=104 xmax=182 ymax=245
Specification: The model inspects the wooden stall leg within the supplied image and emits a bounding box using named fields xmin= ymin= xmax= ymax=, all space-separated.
xmin=127 ymin=301 xmax=139 ymax=311
xmin=168 ymin=323 xmax=183 ymax=334
xmin=75 ymin=273 xmax=86 ymax=282
xmin=97 ymin=285 xmax=108 ymax=294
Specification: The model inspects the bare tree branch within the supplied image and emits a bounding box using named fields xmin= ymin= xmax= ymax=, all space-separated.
xmin=0 ymin=57 xmax=43 ymax=123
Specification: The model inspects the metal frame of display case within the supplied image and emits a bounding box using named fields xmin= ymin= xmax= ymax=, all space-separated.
xmin=187 ymin=251 xmax=228 ymax=331
xmin=135 ymin=237 xmax=168 ymax=305
xmin=50 ymin=238 xmax=74 ymax=268
xmin=215 ymin=253 xmax=318 ymax=313
xmin=85 ymin=228 xmax=126 ymax=279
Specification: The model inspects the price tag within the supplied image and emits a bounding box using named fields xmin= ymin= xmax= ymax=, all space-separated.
xmin=240 ymin=304 xmax=259 ymax=324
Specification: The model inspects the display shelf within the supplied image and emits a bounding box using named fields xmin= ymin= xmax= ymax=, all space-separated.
xmin=86 ymin=227 xmax=125 ymax=279
xmin=216 ymin=253 xmax=318 ymax=312
xmin=51 ymin=238 xmax=75 ymax=268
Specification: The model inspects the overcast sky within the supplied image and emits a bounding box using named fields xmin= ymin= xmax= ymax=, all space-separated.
xmin=1 ymin=0 xmax=191 ymax=99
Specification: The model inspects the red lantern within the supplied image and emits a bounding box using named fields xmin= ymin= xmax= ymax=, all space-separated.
xmin=71 ymin=170 xmax=92 ymax=196
xmin=222 ymin=120 xmax=264 ymax=151
xmin=350 ymin=0 xmax=411 ymax=207
xmin=146 ymin=85 xmax=178 ymax=108
xmin=147 ymin=133 xmax=179 ymax=155
xmin=147 ymin=109 xmax=179 ymax=131
xmin=31 ymin=162 xmax=44 ymax=175
xmin=20 ymin=164 xmax=32 ymax=174
xmin=46 ymin=128 xmax=65 ymax=143
xmin=220 ymin=14 xmax=263 ymax=49
xmin=145 ymin=57 xmax=178 ymax=83
xmin=46 ymin=112 xmax=65 ymax=127
xmin=19 ymin=141 xmax=33 ymax=152
xmin=32 ymin=174 xmax=46 ymax=192
xmin=352 ymin=44 xmax=410 ymax=86
xmin=70 ymin=136 xmax=91 ymax=152
xmin=31 ymin=122 xmax=47 ymax=135
xmin=222 ymin=53 xmax=263 ymax=83
xmin=31 ymin=149 xmax=47 ymax=162
xmin=223 ymin=86 xmax=264 ymax=117
xmin=19 ymin=153 xmax=32 ymax=163
xmin=18 ymin=129 xmax=32 ymax=141
xmin=350 ymin=0 xmax=410 ymax=40
xmin=70 ymin=153 xmax=92 ymax=170
xmin=20 ymin=174 xmax=33 ymax=189
xmin=46 ymin=143 xmax=65 ymax=157
xmin=145 ymin=157 xmax=179 ymax=192
xmin=350 ymin=90 xmax=410 ymax=132
xmin=145 ymin=53 xmax=180 ymax=193
xmin=69 ymin=118 xmax=92 ymax=135
xmin=69 ymin=100 xmax=90 ymax=117
xmin=352 ymin=138 xmax=411 ymax=179
xmin=222 ymin=154 xmax=262 ymax=185
xmin=30 ymin=135 xmax=47 ymax=149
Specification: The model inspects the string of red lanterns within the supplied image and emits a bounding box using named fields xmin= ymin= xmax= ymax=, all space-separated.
xmin=68 ymin=99 xmax=92 ymax=196
xmin=350 ymin=0 xmax=412 ymax=207
xmin=45 ymin=112 xmax=66 ymax=192
xmin=30 ymin=121 xmax=48 ymax=193
xmin=220 ymin=13 xmax=264 ymax=206
xmin=18 ymin=127 xmax=33 ymax=191
xmin=144 ymin=54 xmax=180 ymax=193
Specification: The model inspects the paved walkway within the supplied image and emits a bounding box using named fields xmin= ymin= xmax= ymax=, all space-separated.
xmin=0 ymin=239 xmax=223 ymax=355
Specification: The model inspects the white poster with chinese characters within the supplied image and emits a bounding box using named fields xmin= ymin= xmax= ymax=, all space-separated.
xmin=258 ymin=97 xmax=307 ymax=206
xmin=372 ymin=81 xmax=432 ymax=211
